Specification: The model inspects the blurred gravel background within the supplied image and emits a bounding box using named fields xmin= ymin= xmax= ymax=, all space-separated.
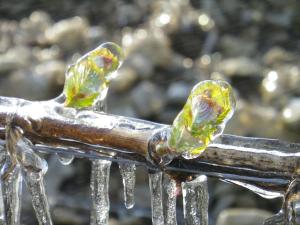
xmin=0 ymin=0 xmax=300 ymax=224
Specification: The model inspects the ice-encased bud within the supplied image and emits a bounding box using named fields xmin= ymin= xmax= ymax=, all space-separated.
xmin=168 ymin=80 xmax=235 ymax=159
xmin=63 ymin=42 xmax=124 ymax=108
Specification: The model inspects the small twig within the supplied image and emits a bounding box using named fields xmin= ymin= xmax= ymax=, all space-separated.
xmin=0 ymin=96 xmax=300 ymax=194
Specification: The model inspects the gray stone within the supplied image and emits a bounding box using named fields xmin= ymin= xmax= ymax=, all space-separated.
xmin=216 ymin=208 xmax=272 ymax=225
xmin=282 ymin=98 xmax=300 ymax=130
xmin=217 ymin=57 xmax=261 ymax=77
xmin=220 ymin=35 xmax=257 ymax=57
xmin=126 ymin=53 xmax=154 ymax=80
xmin=34 ymin=60 xmax=66 ymax=86
xmin=0 ymin=69 xmax=56 ymax=100
xmin=166 ymin=81 xmax=191 ymax=104
xmin=266 ymin=11 xmax=292 ymax=27
xmin=263 ymin=47 xmax=295 ymax=65
xmin=18 ymin=10 xmax=52 ymax=45
xmin=130 ymin=81 xmax=165 ymax=118
xmin=110 ymin=67 xmax=138 ymax=93
xmin=45 ymin=17 xmax=88 ymax=51
xmin=0 ymin=46 xmax=31 ymax=74
xmin=108 ymin=96 xmax=137 ymax=118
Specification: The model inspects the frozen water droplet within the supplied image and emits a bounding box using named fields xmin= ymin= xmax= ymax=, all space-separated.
xmin=182 ymin=175 xmax=209 ymax=225
xmin=163 ymin=173 xmax=177 ymax=225
xmin=119 ymin=163 xmax=136 ymax=209
xmin=90 ymin=160 xmax=111 ymax=225
xmin=57 ymin=154 xmax=74 ymax=165
xmin=149 ymin=171 xmax=164 ymax=225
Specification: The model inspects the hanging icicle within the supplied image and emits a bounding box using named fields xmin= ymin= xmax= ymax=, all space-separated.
xmin=149 ymin=171 xmax=164 ymax=225
xmin=162 ymin=173 xmax=177 ymax=225
xmin=17 ymin=138 xmax=52 ymax=225
xmin=3 ymin=123 xmax=53 ymax=225
xmin=182 ymin=175 xmax=209 ymax=225
xmin=1 ymin=163 xmax=22 ymax=225
xmin=119 ymin=163 xmax=136 ymax=209
xmin=90 ymin=160 xmax=111 ymax=225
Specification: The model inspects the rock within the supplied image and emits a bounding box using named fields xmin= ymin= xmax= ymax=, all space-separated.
xmin=117 ymin=4 xmax=144 ymax=26
xmin=282 ymin=98 xmax=300 ymax=131
xmin=263 ymin=47 xmax=295 ymax=65
xmin=130 ymin=81 xmax=165 ymax=118
xmin=156 ymin=107 xmax=178 ymax=123
xmin=126 ymin=29 xmax=172 ymax=67
xmin=217 ymin=57 xmax=261 ymax=77
xmin=110 ymin=66 xmax=138 ymax=93
xmin=265 ymin=11 xmax=292 ymax=27
xmin=52 ymin=206 xmax=88 ymax=225
xmin=0 ymin=20 xmax=18 ymax=52
xmin=126 ymin=53 xmax=154 ymax=80
xmin=217 ymin=208 xmax=272 ymax=225
xmin=32 ymin=46 xmax=61 ymax=62
xmin=166 ymin=81 xmax=192 ymax=105
xmin=87 ymin=26 xmax=106 ymax=46
xmin=108 ymin=96 xmax=137 ymax=118
xmin=34 ymin=60 xmax=66 ymax=86
xmin=0 ymin=69 xmax=57 ymax=100
xmin=216 ymin=208 xmax=272 ymax=225
xmin=261 ymin=66 xmax=300 ymax=103
xmin=225 ymin=101 xmax=283 ymax=138
xmin=45 ymin=17 xmax=88 ymax=52
xmin=220 ymin=35 xmax=257 ymax=57
xmin=18 ymin=10 xmax=52 ymax=44
xmin=0 ymin=46 xmax=31 ymax=74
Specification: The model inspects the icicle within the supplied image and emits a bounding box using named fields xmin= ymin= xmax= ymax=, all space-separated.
xmin=22 ymin=171 xmax=52 ymax=225
xmin=57 ymin=154 xmax=74 ymax=165
xmin=1 ymin=123 xmax=23 ymax=225
xmin=17 ymin=138 xmax=52 ymax=225
xmin=90 ymin=160 xmax=111 ymax=225
xmin=1 ymin=163 xmax=22 ymax=225
xmin=263 ymin=212 xmax=284 ymax=225
xmin=0 ymin=183 xmax=4 ymax=223
xmin=282 ymin=179 xmax=300 ymax=225
xmin=182 ymin=175 xmax=209 ymax=225
xmin=118 ymin=163 xmax=136 ymax=209
xmin=4 ymin=124 xmax=53 ymax=225
xmin=149 ymin=171 xmax=164 ymax=225
xmin=162 ymin=173 xmax=177 ymax=225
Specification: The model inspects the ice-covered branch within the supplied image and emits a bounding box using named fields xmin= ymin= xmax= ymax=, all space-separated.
xmin=0 ymin=96 xmax=300 ymax=195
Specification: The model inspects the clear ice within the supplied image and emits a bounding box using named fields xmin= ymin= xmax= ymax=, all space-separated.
xmin=168 ymin=80 xmax=235 ymax=159
xmin=16 ymin=138 xmax=52 ymax=225
xmin=57 ymin=154 xmax=75 ymax=166
xmin=182 ymin=175 xmax=209 ymax=225
xmin=1 ymin=164 xmax=22 ymax=225
xmin=162 ymin=173 xmax=177 ymax=225
xmin=90 ymin=160 xmax=111 ymax=225
xmin=118 ymin=163 xmax=136 ymax=209
xmin=149 ymin=171 xmax=164 ymax=225
xmin=3 ymin=124 xmax=52 ymax=225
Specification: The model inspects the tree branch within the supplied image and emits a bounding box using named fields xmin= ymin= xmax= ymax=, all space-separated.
xmin=0 ymin=96 xmax=300 ymax=194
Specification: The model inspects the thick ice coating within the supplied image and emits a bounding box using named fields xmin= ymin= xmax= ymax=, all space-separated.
xmin=63 ymin=42 xmax=124 ymax=108
xmin=168 ymin=80 xmax=236 ymax=159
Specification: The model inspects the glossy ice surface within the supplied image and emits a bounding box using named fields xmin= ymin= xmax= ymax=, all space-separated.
xmin=168 ymin=80 xmax=236 ymax=159
xmin=63 ymin=42 xmax=123 ymax=108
